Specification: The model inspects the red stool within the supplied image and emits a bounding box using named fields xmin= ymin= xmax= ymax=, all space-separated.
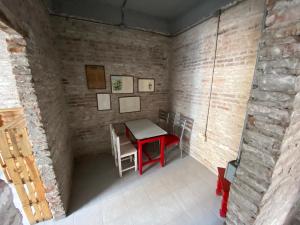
xmin=216 ymin=167 xmax=231 ymax=218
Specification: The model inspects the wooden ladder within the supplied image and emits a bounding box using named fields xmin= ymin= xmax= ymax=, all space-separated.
xmin=0 ymin=108 xmax=52 ymax=224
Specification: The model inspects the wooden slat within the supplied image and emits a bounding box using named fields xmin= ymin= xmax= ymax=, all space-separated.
xmin=40 ymin=201 xmax=52 ymax=220
xmin=6 ymin=159 xmax=22 ymax=184
xmin=0 ymin=131 xmax=12 ymax=159
xmin=15 ymin=184 xmax=30 ymax=205
xmin=23 ymin=205 xmax=36 ymax=225
xmin=17 ymin=128 xmax=32 ymax=156
xmin=0 ymin=109 xmax=52 ymax=224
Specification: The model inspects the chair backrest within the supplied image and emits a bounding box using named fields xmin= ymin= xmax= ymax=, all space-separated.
xmin=179 ymin=114 xmax=194 ymax=149
xmin=158 ymin=109 xmax=169 ymax=129
xmin=174 ymin=118 xmax=186 ymax=148
xmin=109 ymin=124 xmax=115 ymax=155
xmin=167 ymin=111 xmax=180 ymax=134
xmin=111 ymin=128 xmax=121 ymax=159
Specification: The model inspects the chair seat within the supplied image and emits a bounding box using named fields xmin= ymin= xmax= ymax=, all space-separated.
xmin=165 ymin=134 xmax=180 ymax=147
xmin=119 ymin=135 xmax=131 ymax=145
xmin=120 ymin=143 xmax=137 ymax=157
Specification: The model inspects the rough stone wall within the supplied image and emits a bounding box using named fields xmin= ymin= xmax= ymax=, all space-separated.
xmin=169 ymin=0 xmax=265 ymax=173
xmin=0 ymin=179 xmax=22 ymax=225
xmin=0 ymin=0 xmax=72 ymax=217
xmin=226 ymin=0 xmax=300 ymax=224
xmin=50 ymin=16 xmax=170 ymax=157
xmin=0 ymin=31 xmax=20 ymax=108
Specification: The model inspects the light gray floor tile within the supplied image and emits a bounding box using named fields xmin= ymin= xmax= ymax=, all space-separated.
xmin=38 ymin=148 xmax=222 ymax=225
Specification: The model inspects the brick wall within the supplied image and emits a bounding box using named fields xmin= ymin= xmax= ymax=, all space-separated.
xmin=50 ymin=17 xmax=170 ymax=157
xmin=226 ymin=0 xmax=300 ymax=224
xmin=169 ymin=0 xmax=265 ymax=173
xmin=0 ymin=31 xmax=20 ymax=108
xmin=0 ymin=0 xmax=72 ymax=217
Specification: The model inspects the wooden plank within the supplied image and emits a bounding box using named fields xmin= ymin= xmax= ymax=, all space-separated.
xmin=18 ymin=128 xmax=32 ymax=157
xmin=25 ymin=181 xmax=37 ymax=204
xmin=23 ymin=205 xmax=36 ymax=225
xmin=24 ymin=156 xmax=37 ymax=181
xmin=6 ymin=159 xmax=22 ymax=184
xmin=0 ymin=131 xmax=12 ymax=159
xmin=32 ymin=202 xmax=42 ymax=222
xmin=15 ymin=157 xmax=30 ymax=182
xmin=40 ymin=201 xmax=52 ymax=220
xmin=7 ymin=129 xmax=21 ymax=157
xmin=15 ymin=184 xmax=30 ymax=205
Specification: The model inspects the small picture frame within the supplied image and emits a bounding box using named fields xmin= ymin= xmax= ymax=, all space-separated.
xmin=138 ymin=78 xmax=155 ymax=92
xmin=85 ymin=65 xmax=106 ymax=89
xmin=97 ymin=93 xmax=111 ymax=111
xmin=111 ymin=75 xmax=134 ymax=94
xmin=119 ymin=96 xmax=141 ymax=113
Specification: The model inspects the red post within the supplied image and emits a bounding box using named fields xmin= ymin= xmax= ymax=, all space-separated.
xmin=216 ymin=176 xmax=223 ymax=196
xmin=125 ymin=126 xmax=129 ymax=138
xmin=137 ymin=141 xmax=143 ymax=175
xmin=220 ymin=189 xmax=229 ymax=217
xmin=160 ymin=136 xmax=165 ymax=167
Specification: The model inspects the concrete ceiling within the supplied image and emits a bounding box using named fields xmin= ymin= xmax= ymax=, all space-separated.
xmin=47 ymin=0 xmax=237 ymax=35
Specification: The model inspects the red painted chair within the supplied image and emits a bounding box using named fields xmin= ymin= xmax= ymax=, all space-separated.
xmin=165 ymin=114 xmax=186 ymax=158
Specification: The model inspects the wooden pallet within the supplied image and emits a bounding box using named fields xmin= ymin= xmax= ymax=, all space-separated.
xmin=0 ymin=108 xmax=52 ymax=224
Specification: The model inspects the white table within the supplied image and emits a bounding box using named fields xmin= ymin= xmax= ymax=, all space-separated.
xmin=125 ymin=119 xmax=167 ymax=175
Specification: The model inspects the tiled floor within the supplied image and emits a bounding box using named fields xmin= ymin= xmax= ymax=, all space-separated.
xmin=39 ymin=148 xmax=224 ymax=225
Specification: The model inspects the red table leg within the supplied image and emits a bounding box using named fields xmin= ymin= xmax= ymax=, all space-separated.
xmin=160 ymin=136 xmax=165 ymax=167
xmin=125 ymin=126 xmax=129 ymax=138
xmin=137 ymin=140 xmax=143 ymax=175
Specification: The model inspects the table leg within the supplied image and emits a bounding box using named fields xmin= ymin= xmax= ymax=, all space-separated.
xmin=160 ymin=136 xmax=165 ymax=167
xmin=137 ymin=141 xmax=143 ymax=175
xmin=125 ymin=126 xmax=129 ymax=138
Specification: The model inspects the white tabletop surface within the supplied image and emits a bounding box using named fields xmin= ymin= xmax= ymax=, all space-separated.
xmin=125 ymin=119 xmax=167 ymax=140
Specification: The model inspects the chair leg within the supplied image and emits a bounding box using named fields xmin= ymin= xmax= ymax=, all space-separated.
xmin=134 ymin=153 xmax=137 ymax=171
xmin=118 ymin=156 xmax=122 ymax=177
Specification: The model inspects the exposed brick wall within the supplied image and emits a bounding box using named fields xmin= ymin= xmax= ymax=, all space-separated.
xmin=169 ymin=0 xmax=265 ymax=173
xmin=226 ymin=0 xmax=300 ymax=224
xmin=0 ymin=0 xmax=72 ymax=217
xmin=50 ymin=17 xmax=170 ymax=157
xmin=0 ymin=31 xmax=20 ymax=108
xmin=0 ymin=179 xmax=23 ymax=225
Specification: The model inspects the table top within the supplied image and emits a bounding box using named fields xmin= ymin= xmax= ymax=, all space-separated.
xmin=125 ymin=119 xmax=167 ymax=140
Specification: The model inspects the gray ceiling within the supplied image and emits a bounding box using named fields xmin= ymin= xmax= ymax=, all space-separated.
xmin=46 ymin=0 xmax=236 ymax=35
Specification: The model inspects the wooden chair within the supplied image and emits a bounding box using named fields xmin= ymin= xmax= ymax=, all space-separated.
xmin=158 ymin=109 xmax=169 ymax=130
xmin=112 ymin=128 xmax=137 ymax=177
xmin=109 ymin=124 xmax=131 ymax=166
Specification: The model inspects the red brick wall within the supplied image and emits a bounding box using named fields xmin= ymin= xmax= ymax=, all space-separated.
xmin=169 ymin=0 xmax=265 ymax=173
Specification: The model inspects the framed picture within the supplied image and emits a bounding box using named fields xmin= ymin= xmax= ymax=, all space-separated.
xmin=85 ymin=65 xmax=106 ymax=89
xmin=96 ymin=93 xmax=111 ymax=111
xmin=138 ymin=78 xmax=155 ymax=92
xmin=119 ymin=96 xmax=141 ymax=113
xmin=111 ymin=75 xmax=134 ymax=94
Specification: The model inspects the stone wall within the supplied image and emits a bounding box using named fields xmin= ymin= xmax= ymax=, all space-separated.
xmin=0 ymin=31 xmax=20 ymax=108
xmin=0 ymin=179 xmax=22 ymax=225
xmin=0 ymin=0 xmax=72 ymax=217
xmin=169 ymin=0 xmax=265 ymax=173
xmin=50 ymin=16 xmax=170 ymax=157
xmin=226 ymin=0 xmax=300 ymax=224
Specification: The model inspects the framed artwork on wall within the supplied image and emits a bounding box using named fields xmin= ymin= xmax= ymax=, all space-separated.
xmin=85 ymin=65 xmax=106 ymax=89
xmin=111 ymin=75 xmax=134 ymax=94
xmin=138 ymin=78 xmax=155 ymax=92
xmin=96 ymin=93 xmax=111 ymax=111
xmin=119 ymin=96 xmax=141 ymax=113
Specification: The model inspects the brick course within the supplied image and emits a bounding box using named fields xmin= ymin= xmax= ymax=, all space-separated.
xmin=50 ymin=17 xmax=170 ymax=157
xmin=169 ymin=0 xmax=265 ymax=173
xmin=226 ymin=0 xmax=300 ymax=224
xmin=0 ymin=0 xmax=72 ymax=218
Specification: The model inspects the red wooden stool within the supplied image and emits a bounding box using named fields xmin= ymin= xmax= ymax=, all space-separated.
xmin=216 ymin=167 xmax=231 ymax=218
